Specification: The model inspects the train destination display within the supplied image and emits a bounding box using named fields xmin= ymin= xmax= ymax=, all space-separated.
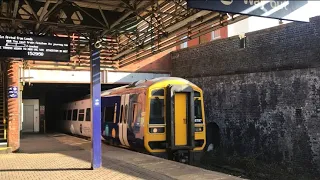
xmin=0 ymin=34 xmax=70 ymax=62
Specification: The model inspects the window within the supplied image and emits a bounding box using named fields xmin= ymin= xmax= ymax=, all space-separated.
xmin=104 ymin=106 xmax=115 ymax=123
xmin=149 ymin=98 xmax=164 ymax=124
xmin=194 ymin=99 xmax=202 ymax=120
xmin=124 ymin=105 xmax=128 ymax=124
xmin=72 ymin=109 xmax=78 ymax=121
xmin=113 ymin=103 xmax=117 ymax=123
xmin=62 ymin=110 xmax=67 ymax=120
xmin=67 ymin=110 xmax=72 ymax=120
xmin=132 ymin=103 xmax=137 ymax=124
xmin=194 ymin=91 xmax=201 ymax=97
xmin=180 ymin=36 xmax=188 ymax=49
xmin=211 ymin=29 xmax=221 ymax=40
xmin=78 ymin=109 xmax=85 ymax=121
xmin=85 ymin=108 xmax=91 ymax=121
xmin=152 ymin=89 xmax=164 ymax=96
xmin=119 ymin=105 xmax=123 ymax=123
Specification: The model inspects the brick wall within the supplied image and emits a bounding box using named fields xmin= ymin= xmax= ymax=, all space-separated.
xmin=171 ymin=16 xmax=320 ymax=176
xmin=118 ymin=47 xmax=174 ymax=73
xmin=7 ymin=62 xmax=20 ymax=152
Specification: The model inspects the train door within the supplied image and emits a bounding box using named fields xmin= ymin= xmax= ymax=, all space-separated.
xmin=174 ymin=93 xmax=187 ymax=146
xmin=166 ymin=85 xmax=195 ymax=151
xmin=118 ymin=94 xmax=130 ymax=147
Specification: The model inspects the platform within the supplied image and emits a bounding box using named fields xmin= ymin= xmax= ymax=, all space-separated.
xmin=0 ymin=133 xmax=244 ymax=180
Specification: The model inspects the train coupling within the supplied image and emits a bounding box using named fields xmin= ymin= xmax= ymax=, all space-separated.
xmin=172 ymin=150 xmax=190 ymax=164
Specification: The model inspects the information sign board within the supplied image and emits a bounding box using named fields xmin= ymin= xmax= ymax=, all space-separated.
xmin=0 ymin=33 xmax=70 ymax=61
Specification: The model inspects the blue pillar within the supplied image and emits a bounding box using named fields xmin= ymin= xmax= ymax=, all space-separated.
xmin=90 ymin=46 xmax=101 ymax=169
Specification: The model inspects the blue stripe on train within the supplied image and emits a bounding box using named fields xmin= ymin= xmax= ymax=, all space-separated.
xmin=100 ymin=96 xmax=143 ymax=150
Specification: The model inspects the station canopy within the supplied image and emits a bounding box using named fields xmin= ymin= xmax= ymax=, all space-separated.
xmin=0 ymin=0 xmax=247 ymax=69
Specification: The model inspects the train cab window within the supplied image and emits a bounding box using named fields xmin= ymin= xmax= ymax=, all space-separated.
xmin=104 ymin=106 xmax=115 ymax=123
xmin=72 ymin=109 xmax=78 ymax=121
xmin=150 ymin=98 xmax=164 ymax=124
xmin=78 ymin=109 xmax=85 ymax=121
xmin=194 ymin=91 xmax=201 ymax=97
xmin=67 ymin=110 xmax=72 ymax=120
xmin=194 ymin=99 xmax=202 ymax=119
xmin=194 ymin=91 xmax=203 ymax=123
xmin=152 ymin=89 xmax=164 ymax=96
xmin=85 ymin=108 xmax=91 ymax=121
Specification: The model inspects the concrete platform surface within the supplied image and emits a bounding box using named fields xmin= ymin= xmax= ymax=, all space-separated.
xmin=0 ymin=133 xmax=245 ymax=180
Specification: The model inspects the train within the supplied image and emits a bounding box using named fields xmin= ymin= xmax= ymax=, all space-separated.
xmin=59 ymin=77 xmax=206 ymax=163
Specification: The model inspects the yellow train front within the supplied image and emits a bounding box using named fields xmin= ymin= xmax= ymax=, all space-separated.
xmin=101 ymin=77 xmax=206 ymax=163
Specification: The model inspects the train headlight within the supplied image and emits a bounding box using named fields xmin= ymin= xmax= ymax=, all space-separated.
xmin=153 ymin=128 xmax=158 ymax=133
xmin=195 ymin=127 xmax=203 ymax=132
xmin=149 ymin=127 xmax=165 ymax=133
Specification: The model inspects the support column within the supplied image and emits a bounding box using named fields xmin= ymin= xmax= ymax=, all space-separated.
xmin=90 ymin=46 xmax=101 ymax=169
xmin=7 ymin=61 xmax=21 ymax=152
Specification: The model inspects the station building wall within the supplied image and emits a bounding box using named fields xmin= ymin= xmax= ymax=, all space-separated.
xmin=171 ymin=16 xmax=320 ymax=176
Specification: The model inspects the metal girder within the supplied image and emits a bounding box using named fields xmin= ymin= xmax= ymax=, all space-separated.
xmin=23 ymin=0 xmax=39 ymax=21
xmin=35 ymin=0 xmax=50 ymax=31
xmin=100 ymin=0 xmax=153 ymax=37
xmin=112 ymin=10 xmax=211 ymax=60
xmin=0 ymin=0 xmax=248 ymax=69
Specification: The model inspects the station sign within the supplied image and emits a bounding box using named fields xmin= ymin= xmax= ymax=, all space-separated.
xmin=8 ymin=86 xmax=18 ymax=98
xmin=0 ymin=33 xmax=70 ymax=62
xmin=187 ymin=0 xmax=309 ymax=22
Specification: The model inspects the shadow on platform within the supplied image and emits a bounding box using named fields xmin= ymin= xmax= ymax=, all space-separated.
xmin=0 ymin=168 xmax=91 ymax=172
xmin=14 ymin=132 xmax=177 ymax=180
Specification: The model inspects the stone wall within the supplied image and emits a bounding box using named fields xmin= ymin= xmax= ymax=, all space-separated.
xmin=171 ymin=16 xmax=320 ymax=176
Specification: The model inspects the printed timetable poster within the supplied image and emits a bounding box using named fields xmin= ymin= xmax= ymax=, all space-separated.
xmin=0 ymin=33 xmax=70 ymax=62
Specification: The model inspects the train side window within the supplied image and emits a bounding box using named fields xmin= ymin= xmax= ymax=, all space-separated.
xmin=78 ymin=109 xmax=85 ymax=121
xmin=132 ymin=103 xmax=137 ymax=124
xmin=85 ymin=108 xmax=91 ymax=121
xmin=62 ymin=110 xmax=67 ymax=120
xmin=104 ymin=106 xmax=114 ymax=123
xmin=67 ymin=110 xmax=72 ymax=120
xmin=124 ymin=105 xmax=128 ymax=124
xmin=113 ymin=103 xmax=117 ymax=123
xmin=119 ymin=105 xmax=123 ymax=123
xmin=72 ymin=109 xmax=78 ymax=121
xmin=150 ymin=98 xmax=164 ymax=124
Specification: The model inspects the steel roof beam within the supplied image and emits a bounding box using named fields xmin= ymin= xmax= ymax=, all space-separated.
xmin=35 ymin=0 xmax=51 ymax=32
xmin=112 ymin=10 xmax=211 ymax=60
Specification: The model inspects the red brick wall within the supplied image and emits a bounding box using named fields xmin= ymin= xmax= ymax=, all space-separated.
xmin=7 ymin=62 xmax=20 ymax=151
xmin=176 ymin=26 xmax=228 ymax=49
xmin=220 ymin=26 xmax=228 ymax=38
xmin=118 ymin=47 xmax=174 ymax=72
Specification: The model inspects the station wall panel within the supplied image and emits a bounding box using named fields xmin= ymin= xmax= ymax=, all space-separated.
xmin=22 ymin=69 xmax=170 ymax=84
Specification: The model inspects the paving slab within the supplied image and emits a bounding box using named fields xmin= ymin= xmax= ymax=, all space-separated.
xmin=0 ymin=133 xmax=246 ymax=180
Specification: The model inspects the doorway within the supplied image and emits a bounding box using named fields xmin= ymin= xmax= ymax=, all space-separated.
xmin=22 ymin=99 xmax=39 ymax=133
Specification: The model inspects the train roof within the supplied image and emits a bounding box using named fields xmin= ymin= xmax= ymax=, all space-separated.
xmin=101 ymin=77 xmax=197 ymax=96
xmin=78 ymin=77 xmax=197 ymax=99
